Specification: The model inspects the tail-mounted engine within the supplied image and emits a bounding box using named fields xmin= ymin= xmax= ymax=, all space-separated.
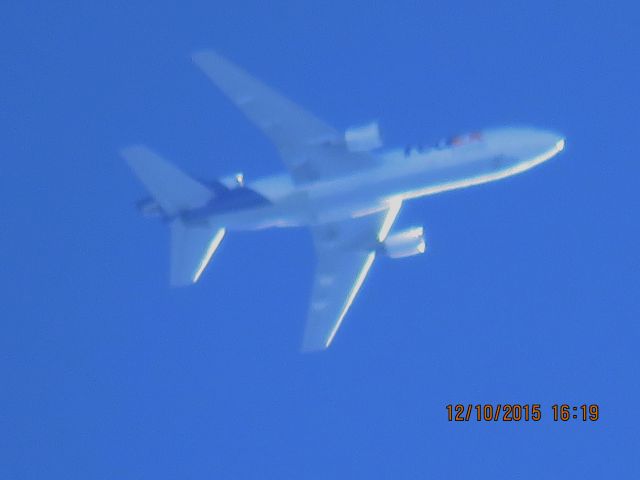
xmin=382 ymin=227 xmax=426 ymax=259
xmin=219 ymin=172 xmax=245 ymax=189
xmin=345 ymin=122 xmax=382 ymax=152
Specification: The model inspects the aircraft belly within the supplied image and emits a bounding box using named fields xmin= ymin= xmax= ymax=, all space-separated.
xmin=205 ymin=155 xmax=501 ymax=232
xmin=305 ymin=159 xmax=492 ymax=216
xmin=204 ymin=197 xmax=311 ymax=231
xmin=306 ymin=135 xmax=559 ymax=210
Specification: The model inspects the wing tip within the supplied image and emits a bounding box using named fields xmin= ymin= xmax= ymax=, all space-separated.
xmin=120 ymin=144 xmax=152 ymax=167
xmin=300 ymin=342 xmax=330 ymax=354
xmin=300 ymin=330 xmax=335 ymax=354
xmin=191 ymin=49 xmax=220 ymax=66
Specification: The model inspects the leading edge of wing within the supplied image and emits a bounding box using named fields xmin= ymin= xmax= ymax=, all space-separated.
xmin=301 ymin=251 xmax=377 ymax=352
xmin=301 ymin=201 xmax=402 ymax=352
xmin=191 ymin=50 xmax=375 ymax=183
xmin=191 ymin=50 xmax=339 ymax=154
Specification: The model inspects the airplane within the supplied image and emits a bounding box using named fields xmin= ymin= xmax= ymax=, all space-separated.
xmin=123 ymin=51 xmax=565 ymax=352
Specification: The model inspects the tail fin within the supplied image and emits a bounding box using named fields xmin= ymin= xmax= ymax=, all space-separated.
xmin=122 ymin=145 xmax=212 ymax=216
xmin=122 ymin=145 xmax=225 ymax=285
xmin=170 ymin=220 xmax=225 ymax=286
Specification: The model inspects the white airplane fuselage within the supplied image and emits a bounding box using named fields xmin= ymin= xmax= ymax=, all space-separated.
xmin=200 ymin=127 xmax=564 ymax=232
xmin=125 ymin=48 xmax=568 ymax=350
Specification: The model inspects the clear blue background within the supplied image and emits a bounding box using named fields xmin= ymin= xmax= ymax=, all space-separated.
xmin=2 ymin=1 xmax=639 ymax=478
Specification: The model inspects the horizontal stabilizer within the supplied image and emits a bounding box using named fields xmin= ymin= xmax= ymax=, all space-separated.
xmin=170 ymin=220 xmax=226 ymax=286
xmin=122 ymin=145 xmax=212 ymax=216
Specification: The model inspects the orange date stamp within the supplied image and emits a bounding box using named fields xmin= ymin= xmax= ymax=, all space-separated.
xmin=446 ymin=404 xmax=599 ymax=422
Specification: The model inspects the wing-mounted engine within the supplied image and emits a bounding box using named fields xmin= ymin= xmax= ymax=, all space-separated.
xmin=382 ymin=227 xmax=426 ymax=258
xmin=344 ymin=122 xmax=382 ymax=152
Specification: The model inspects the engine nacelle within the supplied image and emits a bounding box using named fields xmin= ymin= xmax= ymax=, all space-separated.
xmin=344 ymin=122 xmax=382 ymax=152
xmin=383 ymin=227 xmax=426 ymax=259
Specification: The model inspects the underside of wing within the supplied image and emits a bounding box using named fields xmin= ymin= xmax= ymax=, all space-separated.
xmin=302 ymin=201 xmax=402 ymax=352
xmin=192 ymin=50 xmax=374 ymax=183
xmin=302 ymin=250 xmax=377 ymax=352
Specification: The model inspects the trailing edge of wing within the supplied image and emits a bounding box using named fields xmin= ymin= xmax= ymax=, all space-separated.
xmin=302 ymin=251 xmax=377 ymax=352
xmin=192 ymin=50 xmax=374 ymax=183
xmin=192 ymin=50 xmax=338 ymax=145
xmin=302 ymin=201 xmax=403 ymax=352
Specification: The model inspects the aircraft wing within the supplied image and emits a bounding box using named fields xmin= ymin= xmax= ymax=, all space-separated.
xmin=302 ymin=200 xmax=402 ymax=352
xmin=192 ymin=50 xmax=373 ymax=183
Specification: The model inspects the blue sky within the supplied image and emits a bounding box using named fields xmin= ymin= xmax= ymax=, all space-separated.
xmin=2 ymin=1 xmax=639 ymax=478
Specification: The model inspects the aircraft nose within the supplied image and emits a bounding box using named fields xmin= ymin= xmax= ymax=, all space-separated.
xmin=515 ymin=129 xmax=566 ymax=169
xmin=534 ymin=130 xmax=565 ymax=153
xmin=530 ymin=130 xmax=565 ymax=166
xmin=485 ymin=127 xmax=564 ymax=161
